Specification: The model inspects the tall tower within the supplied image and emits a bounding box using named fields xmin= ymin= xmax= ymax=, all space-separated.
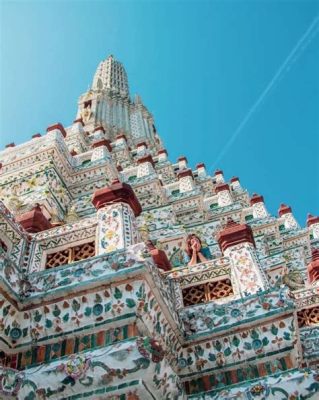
xmin=75 ymin=55 xmax=161 ymax=148
xmin=0 ymin=56 xmax=318 ymax=400
xmin=92 ymin=55 xmax=129 ymax=96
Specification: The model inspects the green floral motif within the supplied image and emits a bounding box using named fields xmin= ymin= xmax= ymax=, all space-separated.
xmin=180 ymin=288 xmax=293 ymax=337
xmin=136 ymin=337 xmax=165 ymax=363
xmin=114 ymin=287 xmax=123 ymax=299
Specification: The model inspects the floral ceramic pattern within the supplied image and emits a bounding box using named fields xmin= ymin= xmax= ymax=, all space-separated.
xmin=0 ymin=56 xmax=318 ymax=400
xmin=1 ymin=339 xmax=183 ymax=399
xmin=98 ymin=203 xmax=137 ymax=254
xmin=179 ymin=287 xmax=293 ymax=336
xmin=226 ymin=243 xmax=268 ymax=296
xmin=188 ymin=369 xmax=319 ymax=400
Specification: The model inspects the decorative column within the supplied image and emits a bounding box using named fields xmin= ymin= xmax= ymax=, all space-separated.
xmin=16 ymin=205 xmax=52 ymax=233
xmin=157 ymin=149 xmax=168 ymax=162
xmin=230 ymin=176 xmax=242 ymax=191
xmin=137 ymin=154 xmax=155 ymax=178
xmin=214 ymin=169 xmax=225 ymax=184
xmin=115 ymin=133 xmax=128 ymax=147
xmin=91 ymin=139 xmax=112 ymax=162
xmin=92 ymin=180 xmax=142 ymax=255
xmin=278 ymin=204 xmax=299 ymax=229
xmin=92 ymin=125 xmax=108 ymax=139
xmin=196 ymin=163 xmax=207 ymax=178
xmin=307 ymin=249 xmax=319 ymax=285
xmin=72 ymin=118 xmax=85 ymax=131
xmin=178 ymin=156 xmax=188 ymax=170
xmin=46 ymin=123 xmax=67 ymax=138
xmin=136 ymin=141 xmax=148 ymax=156
xmin=250 ymin=193 xmax=269 ymax=218
xmin=177 ymin=169 xmax=195 ymax=193
xmin=114 ymin=133 xmax=132 ymax=167
xmin=215 ymin=183 xmax=233 ymax=207
xmin=124 ymin=100 xmax=130 ymax=132
xmin=217 ymin=218 xmax=268 ymax=296
xmin=307 ymin=214 xmax=319 ymax=239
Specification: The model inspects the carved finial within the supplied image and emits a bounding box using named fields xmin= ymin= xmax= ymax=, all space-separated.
xmin=307 ymin=214 xmax=319 ymax=227
xmin=65 ymin=204 xmax=78 ymax=223
xmin=278 ymin=203 xmax=292 ymax=216
xmin=225 ymin=217 xmax=237 ymax=227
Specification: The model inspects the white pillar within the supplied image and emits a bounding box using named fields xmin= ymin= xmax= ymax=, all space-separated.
xmin=178 ymin=169 xmax=195 ymax=193
xmin=278 ymin=204 xmax=299 ymax=229
xmin=137 ymin=155 xmax=155 ymax=177
xmin=307 ymin=214 xmax=319 ymax=239
xmin=92 ymin=181 xmax=142 ymax=255
xmin=214 ymin=169 xmax=225 ymax=183
xmin=250 ymin=193 xmax=269 ymax=218
xmin=217 ymin=219 xmax=269 ymax=297
xmin=158 ymin=149 xmax=168 ymax=162
xmin=230 ymin=176 xmax=242 ymax=191
xmin=196 ymin=163 xmax=207 ymax=178
xmin=178 ymin=156 xmax=188 ymax=170
xmin=215 ymin=183 xmax=233 ymax=206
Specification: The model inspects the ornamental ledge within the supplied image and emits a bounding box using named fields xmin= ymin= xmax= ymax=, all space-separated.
xmin=179 ymin=287 xmax=294 ymax=338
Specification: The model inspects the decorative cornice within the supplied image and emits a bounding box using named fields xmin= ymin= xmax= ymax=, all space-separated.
xmin=137 ymin=154 xmax=154 ymax=167
xmin=73 ymin=118 xmax=84 ymax=126
xmin=16 ymin=205 xmax=52 ymax=233
xmin=215 ymin=183 xmax=230 ymax=193
xmin=92 ymin=180 xmax=142 ymax=216
xmin=93 ymin=125 xmax=105 ymax=133
xmin=46 ymin=123 xmax=67 ymax=138
xmin=116 ymin=133 xmax=127 ymax=142
xmin=307 ymin=214 xmax=319 ymax=227
xmin=137 ymin=141 xmax=147 ymax=148
xmin=217 ymin=218 xmax=255 ymax=253
xmin=196 ymin=163 xmax=205 ymax=169
xmin=177 ymin=169 xmax=193 ymax=179
xmin=278 ymin=203 xmax=292 ymax=217
xmin=250 ymin=193 xmax=264 ymax=205
xmin=92 ymin=139 xmax=112 ymax=152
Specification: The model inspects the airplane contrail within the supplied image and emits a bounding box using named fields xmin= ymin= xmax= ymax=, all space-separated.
xmin=211 ymin=15 xmax=319 ymax=170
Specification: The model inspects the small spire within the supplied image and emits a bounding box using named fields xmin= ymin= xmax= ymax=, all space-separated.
xmin=225 ymin=217 xmax=237 ymax=227
xmin=307 ymin=213 xmax=319 ymax=227
xmin=250 ymin=193 xmax=264 ymax=205
xmin=278 ymin=203 xmax=292 ymax=216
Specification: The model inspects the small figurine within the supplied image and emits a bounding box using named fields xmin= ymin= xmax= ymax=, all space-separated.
xmin=185 ymin=234 xmax=212 ymax=266
xmin=65 ymin=204 xmax=79 ymax=223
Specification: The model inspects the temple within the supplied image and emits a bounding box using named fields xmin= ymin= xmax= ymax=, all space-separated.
xmin=0 ymin=55 xmax=319 ymax=399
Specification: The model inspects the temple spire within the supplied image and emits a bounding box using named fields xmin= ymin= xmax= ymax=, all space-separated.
xmin=92 ymin=54 xmax=129 ymax=96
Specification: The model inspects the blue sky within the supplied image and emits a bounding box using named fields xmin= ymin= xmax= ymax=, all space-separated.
xmin=0 ymin=0 xmax=318 ymax=224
